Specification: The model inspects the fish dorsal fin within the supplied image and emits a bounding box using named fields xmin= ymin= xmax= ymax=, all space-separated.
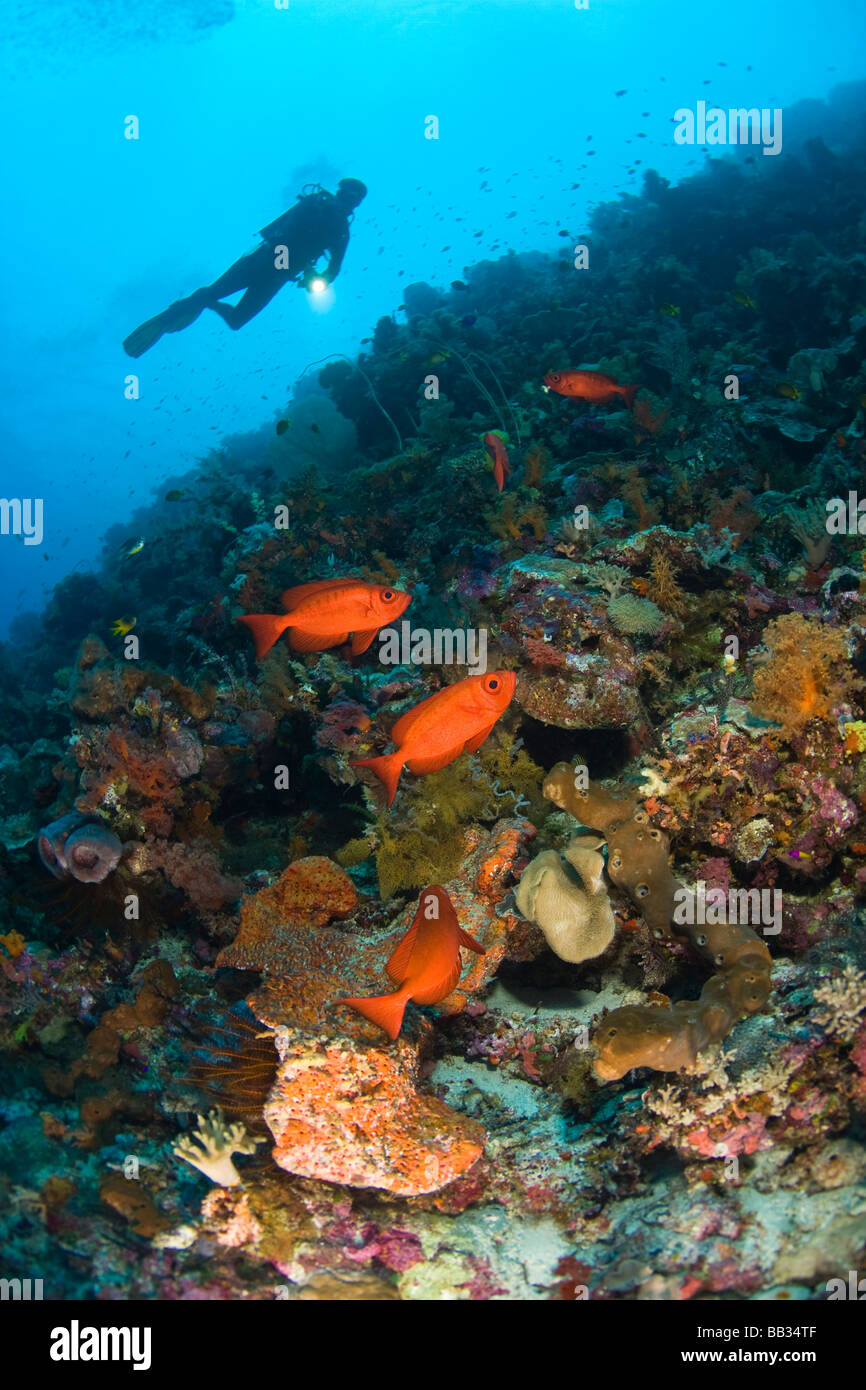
xmin=281 ymin=577 xmax=359 ymax=611
xmin=385 ymin=915 xmax=420 ymax=984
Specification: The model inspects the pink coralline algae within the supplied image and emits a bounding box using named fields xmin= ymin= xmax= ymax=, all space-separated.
xmin=133 ymin=837 xmax=243 ymax=912
xmin=314 ymin=699 xmax=372 ymax=752
xmin=807 ymin=776 xmax=857 ymax=842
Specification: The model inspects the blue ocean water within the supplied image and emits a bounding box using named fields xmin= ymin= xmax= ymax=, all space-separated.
xmin=1 ymin=0 xmax=863 ymax=639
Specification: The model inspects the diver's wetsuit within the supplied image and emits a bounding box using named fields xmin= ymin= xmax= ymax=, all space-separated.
xmin=123 ymin=184 xmax=361 ymax=358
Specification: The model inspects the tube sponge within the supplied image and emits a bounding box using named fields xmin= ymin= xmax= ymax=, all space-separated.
xmin=543 ymin=764 xmax=637 ymax=834
xmin=63 ymin=824 xmax=124 ymax=883
xmin=38 ymin=811 xmax=88 ymax=879
xmin=593 ymin=917 xmax=772 ymax=1081
xmin=606 ymin=814 xmax=677 ymax=941
xmin=541 ymin=762 xmax=773 ymax=1080
xmin=515 ymin=834 xmax=615 ymax=964
xmin=544 ymin=762 xmax=677 ymax=940
xmin=37 ymin=812 xmax=122 ymax=883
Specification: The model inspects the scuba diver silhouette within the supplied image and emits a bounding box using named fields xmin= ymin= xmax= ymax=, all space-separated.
xmin=123 ymin=178 xmax=367 ymax=358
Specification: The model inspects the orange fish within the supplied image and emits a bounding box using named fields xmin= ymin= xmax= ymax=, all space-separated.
xmin=353 ymin=670 xmax=516 ymax=807
xmin=543 ymin=369 xmax=638 ymax=410
xmin=238 ymin=577 xmax=411 ymax=658
xmin=483 ymin=431 xmax=511 ymax=492
xmin=339 ymin=885 xmax=485 ymax=1039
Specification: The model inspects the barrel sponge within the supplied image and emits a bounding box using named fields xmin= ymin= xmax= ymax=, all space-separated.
xmin=515 ymin=833 xmax=616 ymax=964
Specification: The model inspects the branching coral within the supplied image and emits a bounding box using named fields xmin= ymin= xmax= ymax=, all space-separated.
xmin=813 ymin=966 xmax=866 ymax=1043
xmin=173 ymin=1108 xmax=263 ymax=1187
xmin=751 ymin=613 xmax=855 ymax=739
xmin=580 ymin=562 xmax=630 ymax=601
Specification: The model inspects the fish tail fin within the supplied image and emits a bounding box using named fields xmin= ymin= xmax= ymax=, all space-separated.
xmin=339 ymin=989 xmax=409 ymax=1040
xmin=237 ymin=612 xmax=292 ymax=659
xmin=622 ymin=384 xmax=639 ymax=411
xmin=352 ymin=752 xmax=404 ymax=807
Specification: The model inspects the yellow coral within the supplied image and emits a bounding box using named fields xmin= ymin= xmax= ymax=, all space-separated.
xmin=371 ymin=736 xmax=542 ymax=898
xmin=751 ymin=614 xmax=855 ymax=740
xmin=843 ymin=720 xmax=866 ymax=755
xmin=647 ymin=553 xmax=687 ymax=616
xmin=335 ymin=836 xmax=373 ymax=868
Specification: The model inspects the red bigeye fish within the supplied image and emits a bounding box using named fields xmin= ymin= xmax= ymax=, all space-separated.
xmin=543 ymin=369 xmax=638 ymax=411
xmin=339 ymin=885 xmax=485 ymax=1039
xmin=237 ymin=577 xmax=411 ymax=658
xmin=483 ymin=430 xmax=511 ymax=492
xmin=353 ymin=670 xmax=516 ymax=807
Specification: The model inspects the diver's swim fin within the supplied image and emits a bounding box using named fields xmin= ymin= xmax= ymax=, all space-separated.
xmin=123 ymin=292 xmax=209 ymax=357
xmin=123 ymin=311 xmax=170 ymax=358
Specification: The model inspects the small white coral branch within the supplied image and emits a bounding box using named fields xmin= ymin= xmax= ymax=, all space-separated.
xmin=813 ymin=966 xmax=866 ymax=1044
xmin=173 ymin=1108 xmax=263 ymax=1187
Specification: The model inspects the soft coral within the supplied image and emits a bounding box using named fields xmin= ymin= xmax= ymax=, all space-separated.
xmin=751 ymin=613 xmax=856 ymax=738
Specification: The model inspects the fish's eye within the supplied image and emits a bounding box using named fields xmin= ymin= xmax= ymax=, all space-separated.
xmin=487 ymin=677 xmax=499 ymax=691
xmin=382 ymin=589 xmax=396 ymax=602
xmin=649 ymin=829 xmax=661 ymax=841
xmin=635 ymin=883 xmax=649 ymax=898
xmin=696 ymin=934 xmax=707 ymax=946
